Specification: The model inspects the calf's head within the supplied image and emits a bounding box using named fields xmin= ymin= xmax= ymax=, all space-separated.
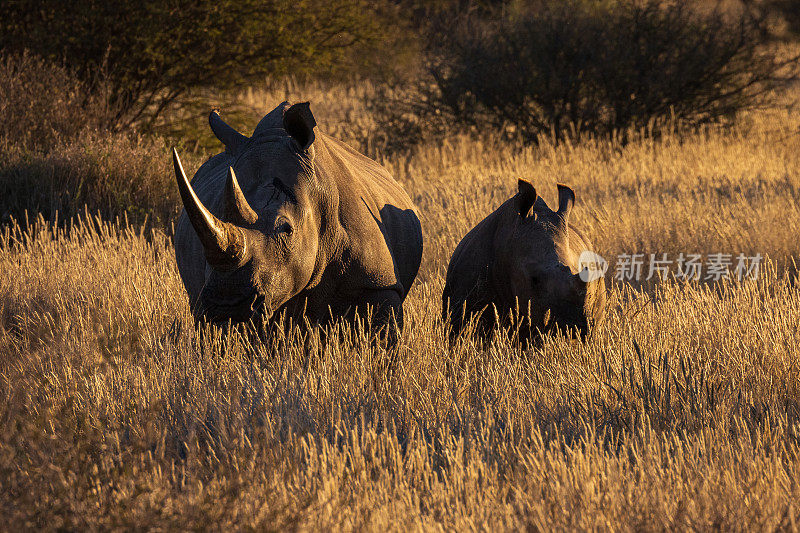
xmin=173 ymin=103 xmax=321 ymax=326
xmin=499 ymin=180 xmax=593 ymax=339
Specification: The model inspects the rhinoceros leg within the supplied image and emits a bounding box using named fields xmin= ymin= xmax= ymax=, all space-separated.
xmin=356 ymin=289 xmax=404 ymax=375
xmin=368 ymin=289 xmax=404 ymax=333
xmin=326 ymin=289 xmax=404 ymax=345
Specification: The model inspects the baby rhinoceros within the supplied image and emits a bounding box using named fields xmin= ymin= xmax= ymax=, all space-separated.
xmin=442 ymin=180 xmax=606 ymax=343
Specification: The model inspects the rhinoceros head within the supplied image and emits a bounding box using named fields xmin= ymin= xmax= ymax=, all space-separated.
xmin=173 ymin=102 xmax=323 ymax=326
xmin=498 ymin=179 xmax=592 ymax=338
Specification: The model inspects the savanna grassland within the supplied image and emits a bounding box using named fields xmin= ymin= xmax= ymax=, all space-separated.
xmin=3 ymin=78 xmax=800 ymax=530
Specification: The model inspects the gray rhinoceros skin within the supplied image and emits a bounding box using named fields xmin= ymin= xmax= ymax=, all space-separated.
xmin=442 ymin=180 xmax=605 ymax=342
xmin=173 ymin=102 xmax=423 ymax=333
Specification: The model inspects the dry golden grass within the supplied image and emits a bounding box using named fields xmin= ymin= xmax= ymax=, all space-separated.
xmin=2 ymin=82 xmax=800 ymax=530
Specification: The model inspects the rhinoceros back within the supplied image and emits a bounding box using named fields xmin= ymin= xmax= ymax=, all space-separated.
xmin=315 ymin=133 xmax=423 ymax=296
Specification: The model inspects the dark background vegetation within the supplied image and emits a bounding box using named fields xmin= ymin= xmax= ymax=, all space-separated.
xmin=0 ymin=0 xmax=400 ymax=130
xmin=1 ymin=0 xmax=798 ymax=225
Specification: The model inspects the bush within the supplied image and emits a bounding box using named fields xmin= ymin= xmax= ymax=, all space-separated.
xmin=417 ymin=0 xmax=797 ymax=142
xmin=770 ymin=1 xmax=800 ymax=34
xmin=0 ymin=53 xmax=116 ymax=152
xmin=0 ymin=131 xmax=185 ymax=227
xmin=364 ymin=81 xmax=457 ymax=157
xmin=0 ymin=53 xmax=182 ymax=228
xmin=745 ymin=0 xmax=800 ymax=37
xmin=0 ymin=0 xmax=392 ymax=131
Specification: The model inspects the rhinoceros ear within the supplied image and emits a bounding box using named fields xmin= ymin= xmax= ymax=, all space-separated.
xmin=209 ymin=110 xmax=247 ymax=154
xmin=283 ymin=102 xmax=316 ymax=151
xmin=517 ymin=179 xmax=537 ymax=218
xmin=556 ymin=183 xmax=575 ymax=219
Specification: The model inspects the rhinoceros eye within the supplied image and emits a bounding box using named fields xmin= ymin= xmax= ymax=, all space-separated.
xmin=274 ymin=216 xmax=293 ymax=236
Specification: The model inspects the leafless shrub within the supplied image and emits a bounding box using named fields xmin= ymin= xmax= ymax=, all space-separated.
xmin=414 ymin=0 xmax=799 ymax=143
xmin=0 ymin=53 xmax=189 ymax=227
xmin=0 ymin=52 xmax=116 ymax=152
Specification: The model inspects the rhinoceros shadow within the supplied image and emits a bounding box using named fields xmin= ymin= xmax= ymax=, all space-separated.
xmin=361 ymin=199 xmax=423 ymax=294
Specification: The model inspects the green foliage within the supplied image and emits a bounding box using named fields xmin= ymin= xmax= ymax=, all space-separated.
xmin=1 ymin=0 xmax=389 ymax=130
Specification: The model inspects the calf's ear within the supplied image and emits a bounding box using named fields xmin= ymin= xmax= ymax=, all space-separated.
xmin=517 ymin=179 xmax=537 ymax=218
xmin=556 ymin=184 xmax=575 ymax=219
xmin=283 ymin=102 xmax=316 ymax=151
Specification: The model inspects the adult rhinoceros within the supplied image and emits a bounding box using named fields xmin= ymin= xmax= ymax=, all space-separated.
xmin=442 ymin=180 xmax=605 ymax=342
xmin=172 ymin=102 xmax=423 ymax=335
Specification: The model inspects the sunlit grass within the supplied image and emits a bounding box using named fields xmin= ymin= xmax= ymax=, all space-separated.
xmin=2 ymin=83 xmax=800 ymax=529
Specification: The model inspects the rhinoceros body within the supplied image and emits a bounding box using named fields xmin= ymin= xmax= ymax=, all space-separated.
xmin=173 ymin=102 xmax=422 ymax=332
xmin=442 ymin=180 xmax=605 ymax=341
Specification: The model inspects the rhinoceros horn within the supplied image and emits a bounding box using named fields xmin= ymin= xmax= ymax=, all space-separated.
xmin=172 ymin=148 xmax=246 ymax=269
xmin=209 ymin=110 xmax=247 ymax=154
xmin=224 ymin=166 xmax=258 ymax=225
